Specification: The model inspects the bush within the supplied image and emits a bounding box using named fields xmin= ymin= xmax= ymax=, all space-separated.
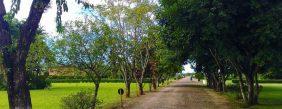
xmin=61 ymin=90 xmax=102 ymax=109
xmin=28 ymin=75 xmax=51 ymax=89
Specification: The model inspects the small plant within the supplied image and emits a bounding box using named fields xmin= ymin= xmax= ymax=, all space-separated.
xmin=61 ymin=90 xmax=102 ymax=109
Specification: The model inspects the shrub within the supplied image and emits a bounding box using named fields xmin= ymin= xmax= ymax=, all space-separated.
xmin=28 ymin=73 xmax=51 ymax=89
xmin=61 ymin=90 xmax=102 ymax=109
xmin=28 ymin=75 xmax=51 ymax=89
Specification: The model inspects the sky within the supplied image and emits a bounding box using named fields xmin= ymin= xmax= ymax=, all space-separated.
xmin=182 ymin=64 xmax=195 ymax=74
xmin=3 ymin=0 xmax=194 ymax=74
xmin=4 ymin=0 xmax=102 ymax=36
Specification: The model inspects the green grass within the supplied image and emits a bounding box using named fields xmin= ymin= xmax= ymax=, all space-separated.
xmin=0 ymin=83 xmax=149 ymax=109
xmin=225 ymin=83 xmax=282 ymax=109
xmin=251 ymin=84 xmax=282 ymax=109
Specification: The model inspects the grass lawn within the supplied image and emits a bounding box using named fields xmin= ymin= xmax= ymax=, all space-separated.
xmin=251 ymin=83 xmax=282 ymax=109
xmin=225 ymin=83 xmax=282 ymax=109
xmin=0 ymin=83 xmax=149 ymax=109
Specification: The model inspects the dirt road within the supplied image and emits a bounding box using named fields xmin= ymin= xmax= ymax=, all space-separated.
xmin=120 ymin=77 xmax=236 ymax=109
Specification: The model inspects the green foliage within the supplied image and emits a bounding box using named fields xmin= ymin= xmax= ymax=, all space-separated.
xmin=0 ymin=16 xmax=55 ymax=90
xmin=159 ymin=0 xmax=282 ymax=105
xmin=54 ymin=20 xmax=112 ymax=84
xmin=262 ymin=68 xmax=282 ymax=79
xmin=61 ymin=90 xmax=102 ymax=109
xmin=26 ymin=34 xmax=55 ymax=89
xmin=194 ymin=73 xmax=204 ymax=80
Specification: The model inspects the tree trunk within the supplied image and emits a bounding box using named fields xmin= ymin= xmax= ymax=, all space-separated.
xmin=254 ymin=70 xmax=259 ymax=104
xmin=238 ymin=71 xmax=247 ymax=102
xmin=244 ymin=63 xmax=259 ymax=106
xmin=229 ymin=60 xmax=247 ymax=102
xmin=137 ymin=82 xmax=144 ymax=95
xmin=220 ymin=69 xmax=226 ymax=92
xmin=6 ymin=57 xmax=32 ymax=109
xmin=0 ymin=0 xmax=50 ymax=108
xmin=149 ymin=82 xmax=152 ymax=91
xmin=92 ymin=83 xmax=100 ymax=109
xmin=152 ymin=78 xmax=157 ymax=91
xmin=245 ymin=73 xmax=256 ymax=105
xmin=150 ymin=61 xmax=157 ymax=91
xmin=125 ymin=81 xmax=131 ymax=97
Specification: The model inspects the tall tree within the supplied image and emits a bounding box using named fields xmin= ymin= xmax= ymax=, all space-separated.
xmin=0 ymin=0 xmax=51 ymax=108
xmin=93 ymin=0 xmax=158 ymax=96
xmin=54 ymin=20 xmax=112 ymax=108
xmin=0 ymin=0 xmax=89 ymax=108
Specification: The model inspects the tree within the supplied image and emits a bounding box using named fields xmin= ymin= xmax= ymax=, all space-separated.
xmin=0 ymin=0 xmax=92 ymax=108
xmin=0 ymin=16 xmax=55 ymax=91
xmin=54 ymin=19 xmax=112 ymax=108
xmin=93 ymin=0 xmax=158 ymax=96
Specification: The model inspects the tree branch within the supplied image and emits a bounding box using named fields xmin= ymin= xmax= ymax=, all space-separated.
xmin=17 ymin=0 xmax=50 ymax=63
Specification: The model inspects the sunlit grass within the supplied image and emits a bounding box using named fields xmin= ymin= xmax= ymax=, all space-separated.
xmin=225 ymin=83 xmax=282 ymax=109
xmin=0 ymin=83 xmax=149 ymax=109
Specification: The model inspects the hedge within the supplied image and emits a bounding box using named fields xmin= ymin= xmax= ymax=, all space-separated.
xmin=47 ymin=76 xmax=151 ymax=83
xmin=232 ymin=79 xmax=282 ymax=83
xmin=48 ymin=75 xmax=89 ymax=79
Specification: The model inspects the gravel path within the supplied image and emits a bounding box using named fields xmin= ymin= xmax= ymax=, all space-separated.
xmin=119 ymin=77 xmax=236 ymax=109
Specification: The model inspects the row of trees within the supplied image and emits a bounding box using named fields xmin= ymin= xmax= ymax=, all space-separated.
xmin=53 ymin=0 xmax=183 ymax=108
xmin=159 ymin=0 xmax=282 ymax=106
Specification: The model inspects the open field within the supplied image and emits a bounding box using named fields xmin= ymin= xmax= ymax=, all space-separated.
xmin=0 ymin=83 xmax=149 ymax=109
xmin=225 ymin=83 xmax=282 ymax=109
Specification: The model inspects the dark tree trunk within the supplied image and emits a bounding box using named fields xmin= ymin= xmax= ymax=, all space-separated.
xmin=244 ymin=63 xmax=259 ymax=106
xmin=204 ymin=72 xmax=214 ymax=88
xmin=219 ymin=68 xmax=226 ymax=92
xmin=125 ymin=81 xmax=131 ymax=97
xmin=211 ymin=72 xmax=221 ymax=91
xmin=244 ymin=69 xmax=258 ymax=105
xmin=0 ymin=0 xmax=50 ymax=108
xmin=134 ymin=69 xmax=145 ymax=96
xmin=150 ymin=61 xmax=157 ymax=91
xmin=137 ymin=82 xmax=144 ymax=95
xmin=92 ymin=83 xmax=100 ymax=109
xmin=238 ymin=71 xmax=247 ymax=102
xmin=246 ymin=75 xmax=255 ymax=105
xmin=229 ymin=60 xmax=247 ymax=102
xmin=254 ymin=70 xmax=259 ymax=104
xmin=152 ymin=78 xmax=157 ymax=91
xmin=6 ymin=62 xmax=32 ymax=109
